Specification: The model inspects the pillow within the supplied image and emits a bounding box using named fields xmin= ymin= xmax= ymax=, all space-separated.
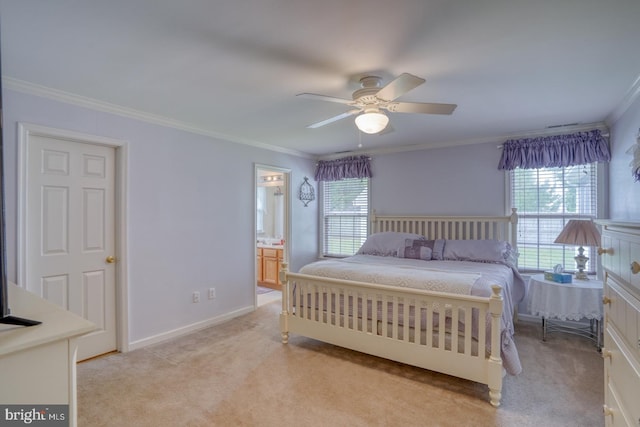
xmin=398 ymin=239 xmax=433 ymax=260
xmin=442 ymin=239 xmax=516 ymax=265
xmin=356 ymin=232 xmax=425 ymax=257
xmin=431 ymin=239 xmax=446 ymax=260
xmin=396 ymin=238 xmax=445 ymax=260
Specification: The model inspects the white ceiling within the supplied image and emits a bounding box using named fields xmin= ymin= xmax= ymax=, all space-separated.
xmin=2 ymin=0 xmax=639 ymax=157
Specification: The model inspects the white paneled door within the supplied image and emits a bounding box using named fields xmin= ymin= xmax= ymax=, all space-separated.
xmin=24 ymin=132 xmax=116 ymax=361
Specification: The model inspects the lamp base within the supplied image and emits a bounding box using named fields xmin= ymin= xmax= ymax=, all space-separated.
xmin=574 ymin=246 xmax=589 ymax=280
xmin=574 ymin=271 xmax=589 ymax=280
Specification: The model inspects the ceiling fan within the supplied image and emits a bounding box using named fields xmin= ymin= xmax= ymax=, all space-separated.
xmin=297 ymin=73 xmax=457 ymax=134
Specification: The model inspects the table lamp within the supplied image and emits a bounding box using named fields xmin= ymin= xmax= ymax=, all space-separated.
xmin=554 ymin=219 xmax=601 ymax=280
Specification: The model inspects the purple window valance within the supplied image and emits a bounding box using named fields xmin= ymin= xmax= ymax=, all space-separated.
xmin=315 ymin=155 xmax=372 ymax=182
xmin=497 ymin=129 xmax=610 ymax=170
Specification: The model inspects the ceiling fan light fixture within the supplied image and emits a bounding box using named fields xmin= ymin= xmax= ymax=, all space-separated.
xmin=355 ymin=111 xmax=389 ymax=134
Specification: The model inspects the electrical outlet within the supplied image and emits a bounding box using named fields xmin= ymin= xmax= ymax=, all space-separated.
xmin=208 ymin=287 xmax=216 ymax=299
xmin=192 ymin=291 xmax=200 ymax=303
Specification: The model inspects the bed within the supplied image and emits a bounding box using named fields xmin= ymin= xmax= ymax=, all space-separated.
xmin=279 ymin=210 xmax=524 ymax=407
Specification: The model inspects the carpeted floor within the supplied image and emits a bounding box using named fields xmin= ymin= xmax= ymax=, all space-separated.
xmin=77 ymin=300 xmax=604 ymax=426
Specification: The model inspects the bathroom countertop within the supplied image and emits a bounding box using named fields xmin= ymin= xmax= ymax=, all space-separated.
xmin=257 ymin=243 xmax=284 ymax=250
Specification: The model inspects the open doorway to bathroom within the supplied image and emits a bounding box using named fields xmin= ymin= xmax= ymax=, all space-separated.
xmin=255 ymin=165 xmax=290 ymax=307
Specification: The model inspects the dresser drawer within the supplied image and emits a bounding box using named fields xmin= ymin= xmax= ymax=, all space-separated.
xmin=606 ymin=277 xmax=640 ymax=363
xmin=603 ymin=325 xmax=640 ymax=427
xmin=604 ymin=382 xmax=635 ymax=427
xmin=600 ymin=224 xmax=640 ymax=297
xmin=599 ymin=222 xmax=640 ymax=427
xmin=605 ymin=382 xmax=632 ymax=427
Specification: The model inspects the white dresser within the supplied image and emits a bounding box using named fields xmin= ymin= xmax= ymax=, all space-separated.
xmin=597 ymin=221 xmax=640 ymax=427
xmin=0 ymin=284 xmax=96 ymax=427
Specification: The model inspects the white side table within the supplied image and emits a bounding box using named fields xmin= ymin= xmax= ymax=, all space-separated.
xmin=527 ymin=274 xmax=603 ymax=349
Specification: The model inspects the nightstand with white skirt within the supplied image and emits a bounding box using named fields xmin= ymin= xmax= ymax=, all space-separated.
xmin=527 ymin=273 xmax=603 ymax=349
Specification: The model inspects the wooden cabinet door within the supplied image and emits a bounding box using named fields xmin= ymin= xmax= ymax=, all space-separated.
xmin=259 ymin=248 xmax=282 ymax=289
xmin=263 ymin=256 xmax=279 ymax=286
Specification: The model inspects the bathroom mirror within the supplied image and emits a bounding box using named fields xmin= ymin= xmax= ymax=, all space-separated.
xmin=256 ymin=168 xmax=286 ymax=243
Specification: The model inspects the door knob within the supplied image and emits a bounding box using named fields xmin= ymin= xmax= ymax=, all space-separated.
xmin=106 ymin=255 xmax=116 ymax=264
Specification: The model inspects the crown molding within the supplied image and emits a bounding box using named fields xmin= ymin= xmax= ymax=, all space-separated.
xmin=4 ymin=76 xmax=617 ymax=162
xmin=2 ymin=77 xmax=313 ymax=159
xmin=606 ymin=72 xmax=640 ymax=126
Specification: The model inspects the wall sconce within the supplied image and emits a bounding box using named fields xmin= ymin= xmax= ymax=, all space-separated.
xmin=298 ymin=177 xmax=315 ymax=207
xmin=626 ymin=128 xmax=640 ymax=181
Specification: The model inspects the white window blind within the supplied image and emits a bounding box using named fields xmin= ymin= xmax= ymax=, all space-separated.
xmin=321 ymin=178 xmax=369 ymax=257
xmin=510 ymin=163 xmax=598 ymax=273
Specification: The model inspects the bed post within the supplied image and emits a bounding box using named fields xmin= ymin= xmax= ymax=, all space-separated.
xmin=279 ymin=262 xmax=289 ymax=344
xmin=488 ymin=284 xmax=503 ymax=407
xmin=370 ymin=209 xmax=377 ymax=234
xmin=509 ymin=207 xmax=518 ymax=252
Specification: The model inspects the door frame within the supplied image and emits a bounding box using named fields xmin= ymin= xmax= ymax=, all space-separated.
xmin=254 ymin=164 xmax=291 ymax=304
xmin=17 ymin=122 xmax=130 ymax=353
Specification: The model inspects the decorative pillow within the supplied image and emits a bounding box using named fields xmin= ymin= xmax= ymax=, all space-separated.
xmin=431 ymin=239 xmax=446 ymax=260
xmin=442 ymin=239 xmax=516 ymax=265
xmin=356 ymin=232 xmax=425 ymax=257
xmin=398 ymin=239 xmax=433 ymax=260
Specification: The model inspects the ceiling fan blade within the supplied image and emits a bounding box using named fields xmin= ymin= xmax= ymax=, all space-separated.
xmin=386 ymin=102 xmax=457 ymax=115
xmin=297 ymin=93 xmax=353 ymax=104
xmin=375 ymin=73 xmax=425 ymax=102
xmin=306 ymin=109 xmax=360 ymax=128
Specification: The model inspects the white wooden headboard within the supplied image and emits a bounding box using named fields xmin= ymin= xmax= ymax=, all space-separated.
xmin=371 ymin=208 xmax=518 ymax=248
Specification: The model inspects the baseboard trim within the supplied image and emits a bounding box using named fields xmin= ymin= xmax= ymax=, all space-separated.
xmin=127 ymin=305 xmax=255 ymax=351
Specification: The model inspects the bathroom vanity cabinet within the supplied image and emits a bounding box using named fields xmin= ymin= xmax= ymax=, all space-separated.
xmin=257 ymin=246 xmax=283 ymax=290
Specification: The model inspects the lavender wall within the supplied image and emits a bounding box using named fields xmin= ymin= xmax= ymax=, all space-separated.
xmin=371 ymin=141 xmax=506 ymax=216
xmin=609 ymin=95 xmax=640 ymax=220
xmin=8 ymin=84 xmax=632 ymax=346
xmin=2 ymin=89 xmax=318 ymax=344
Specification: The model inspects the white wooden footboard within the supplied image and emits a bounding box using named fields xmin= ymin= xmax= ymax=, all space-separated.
xmin=279 ymin=263 xmax=504 ymax=407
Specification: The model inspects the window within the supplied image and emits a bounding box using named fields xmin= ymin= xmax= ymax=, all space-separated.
xmin=510 ymin=163 xmax=598 ymax=273
xmin=321 ymin=178 xmax=369 ymax=257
